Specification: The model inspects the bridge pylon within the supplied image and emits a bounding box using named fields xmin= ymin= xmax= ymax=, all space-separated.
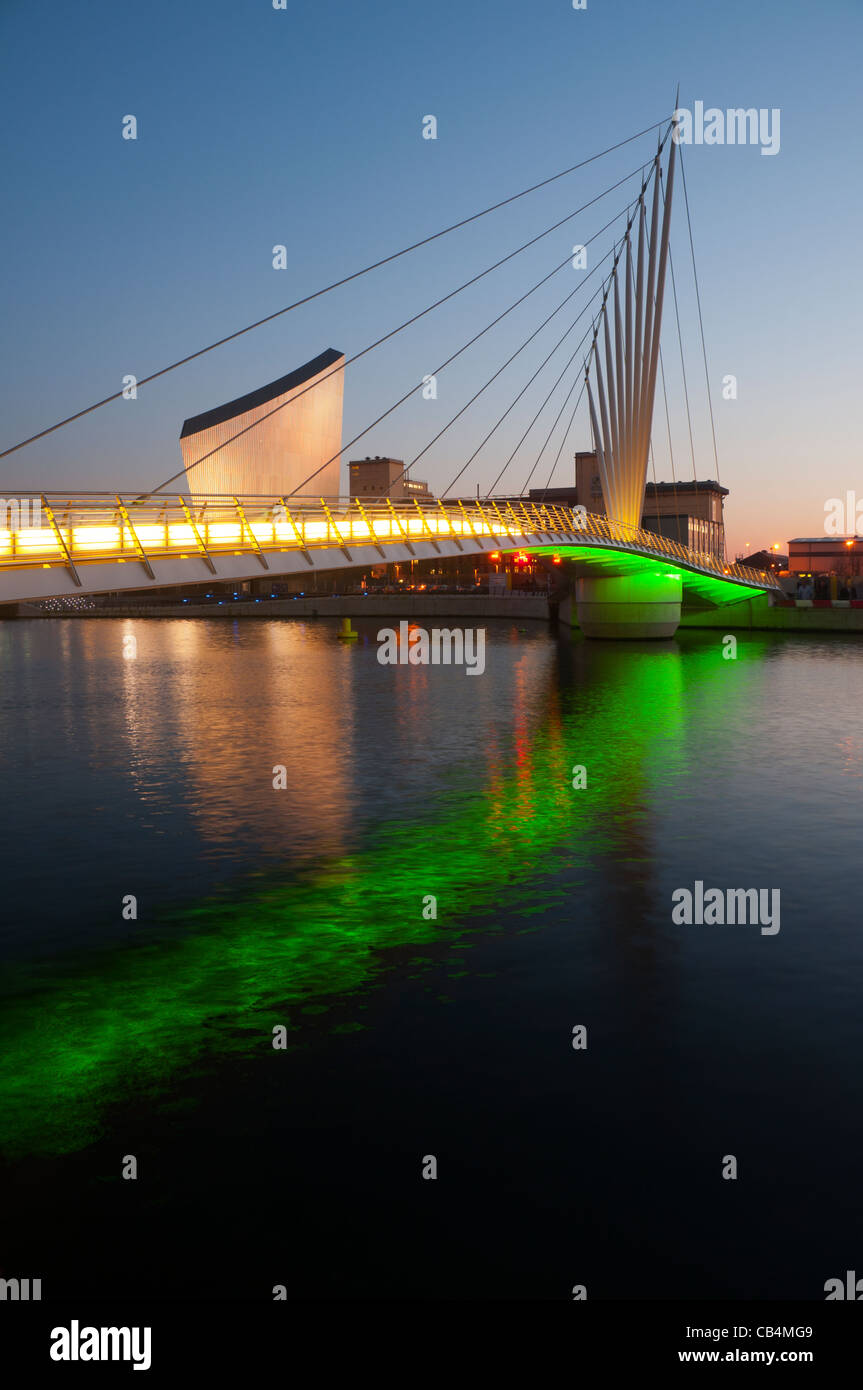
xmin=578 ymin=117 xmax=683 ymax=638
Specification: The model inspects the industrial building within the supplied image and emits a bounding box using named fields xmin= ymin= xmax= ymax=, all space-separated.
xmin=787 ymin=537 xmax=863 ymax=579
xmin=348 ymin=456 xmax=433 ymax=502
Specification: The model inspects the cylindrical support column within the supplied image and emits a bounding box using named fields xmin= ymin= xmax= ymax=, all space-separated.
xmin=575 ymin=571 xmax=682 ymax=639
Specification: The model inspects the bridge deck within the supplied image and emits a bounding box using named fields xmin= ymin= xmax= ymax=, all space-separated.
xmin=0 ymin=495 xmax=781 ymax=604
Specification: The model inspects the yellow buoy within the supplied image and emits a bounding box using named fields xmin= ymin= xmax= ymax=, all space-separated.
xmin=337 ymin=617 xmax=358 ymax=641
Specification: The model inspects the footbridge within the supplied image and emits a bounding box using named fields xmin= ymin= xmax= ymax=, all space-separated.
xmin=0 ymin=494 xmax=781 ymax=625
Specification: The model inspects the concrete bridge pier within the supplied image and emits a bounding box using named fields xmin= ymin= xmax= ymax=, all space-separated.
xmin=573 ymin=571 xmax=683 ymax=639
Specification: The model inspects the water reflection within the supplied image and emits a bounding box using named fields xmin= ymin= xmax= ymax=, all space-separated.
xmin=0 ymin=626 xmax=713 ymax=1159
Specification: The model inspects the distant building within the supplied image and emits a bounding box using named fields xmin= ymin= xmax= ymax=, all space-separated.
xmin=788 ymin=537 xmax=863 ymax=577
xmin=179 ymin=348 xmax=344 ymax=501
xmin=736 ymin=548 xmax=787 ymax=572
xmin=642 ymin=481 xmax=727 ymax=558
xmin=574 ymin=451 xmax=605 ymax=515
xmin=348 ymin=456 xmax=433 ymax=502
xmin=573 ymin=450 xmax=727 ymax=558
xmin=527 ymin=486 xmax=579 ymax=506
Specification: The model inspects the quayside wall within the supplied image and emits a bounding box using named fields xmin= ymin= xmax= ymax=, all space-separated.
xmin=8 ymin=591 xmax=863 ymax=634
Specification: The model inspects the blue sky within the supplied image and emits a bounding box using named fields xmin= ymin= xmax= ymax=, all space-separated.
xmin=1 ymin=0 xmax=861 ymax=555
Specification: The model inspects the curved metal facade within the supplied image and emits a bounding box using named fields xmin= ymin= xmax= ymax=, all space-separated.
xmin=179 ymin=348 xmax=345 ymax=500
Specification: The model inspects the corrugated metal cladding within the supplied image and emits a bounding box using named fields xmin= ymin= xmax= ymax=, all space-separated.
xmin=178 ymin=348 xmax=345 ymax=502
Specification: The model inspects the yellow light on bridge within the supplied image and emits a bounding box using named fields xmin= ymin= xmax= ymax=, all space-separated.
xmin=13 ymin=528 xmax=62 ymax=552
xmin=206 ymin=524 xmax=243 ymax=543
xmin=72 ymin=526 xmax=121 ymax=551
xmin=167 ymin=525 xmax=196 ymax=546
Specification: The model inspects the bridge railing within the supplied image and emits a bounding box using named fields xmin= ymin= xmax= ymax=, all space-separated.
xmin=0 ymin=493 xmax=779 ymax=591
xmin=561 ymin=507 xmax=780 ymax=589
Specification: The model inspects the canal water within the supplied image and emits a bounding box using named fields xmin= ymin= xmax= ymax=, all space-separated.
xmin=0 ymin=616 xmax=861 ymax=1300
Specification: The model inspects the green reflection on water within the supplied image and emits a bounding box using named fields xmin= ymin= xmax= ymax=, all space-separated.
xmin=0 ymin=639 xmax=737 ymax=1158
